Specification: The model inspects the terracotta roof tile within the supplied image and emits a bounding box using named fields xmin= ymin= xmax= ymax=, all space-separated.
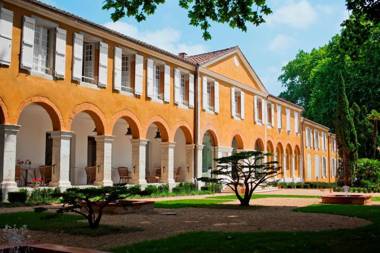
xmin=186 ymin=46 xmax=239 ymax=64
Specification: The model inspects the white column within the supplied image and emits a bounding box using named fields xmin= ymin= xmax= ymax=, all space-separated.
xmin=0 ymin=125 xmax=20 ymax=201
xmin=195 ymin=144 xmax=203 ymax=189
xmin=185 ymin=144 xmax=195 ymax=182
xmin=160 ymin=142 xmax=175 ymax=188
xmin=300 ymin=155 xmax=304 ymax=180
xmin=49 ymin=131 xmax=72 ymax=189
xmin=131 ymin=139 xmax=147 ymax=185
xmin=283 ymin=153 xmax=287 ymax=181
xmin=291 ymin=155 xmax=295 ymax=180
xmin=95 ymin=135 xmax=114 ymax=186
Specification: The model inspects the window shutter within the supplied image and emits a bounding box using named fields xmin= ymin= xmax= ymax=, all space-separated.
xmin=294 ymin=112 xmax=299 ymax=134
xmin=240 ymin=90 xmax=245 ymax=119
xmin=286 ymin=108 xmax=291 ymax=132
xmin=54 ymin=27 xmax=66 ymax=78
xmin=262 ymin=99 xmax=266 ymax=125
xmin=231 ymin=87 xmax=236 ymax=118
xmin=202 ymin=77 xmax=207 ymax=110
xmin=98 ymin=42 xmax=108 ymax=87
xmin=72 ymin=32 xmax=83 ymax=81
xmin=214 ymin=81 xmax=219 ymax=113
xmin=306 ymin=128 xmax=309 ymax=148
xmin=146 ymin=59 xmax=154 ymax=98
xmin=0 ymin=8 xmax=13 ymax=66
xmin=271 ymin=103 xmax=275 ymax=126
xmin=254 ymin=96 xmax=258 ymax=123
xmin=189 ymin=74 xmax=194 ymax=108
xmin=163 ymin=64 xmax=170 ymax=102
xmin=277 ymin=104 xmax=282 ymax=129
xmin=134 ymin=54 xmax=143 ymax=95
xmin=174 ymin=68 xmax=180 ymax=104
xmin=113 ymin=47 xmax=122 ymax=91
xmin=21 ymin=16 xmax=35 ymax=70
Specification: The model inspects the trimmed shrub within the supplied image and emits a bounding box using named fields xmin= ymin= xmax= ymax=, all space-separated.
xmin=8 ymin=191 xmax=27 ymax=203
xmin=28 ymin=188 xmax=60 ymax=204
xmin=353 ymin=158 xmax=380 ymax=188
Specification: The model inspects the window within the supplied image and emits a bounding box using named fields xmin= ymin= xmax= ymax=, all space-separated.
xmin=180 ymin=73 xmax=188 ymax=106
xmin=294 ymin=112 xmax=299 ymax=134
xmin=322 ymin=157 xmax=327 ymax=177
xmin=121 ymin=54 xmax=132 ymax=92
xmin=277 ymin=104 xmax=282 ymax=129
xmin=313 ymin=130 xmax=319 ymax=150
xmin=331 ymin=158 xmax=336 ymax=177
xmin=267 ymin=103 xmax=273 ymax=126
xmin=82 ymin=42 xmax=96 ymax=84
xmin=306 ymin=127 xmax=312 ymax=148
xmin=332 ymin=139 xmax=337 ymax=152
xmin=32 ymin=24 xmax=52 ymax=74
xmin=315 ymin=155 xmax=320 ymax=178
xmin=153 ymin=64 xmax=163 ymax=100
xmin=207 ymin=80 xmax=215 ymax=111
xmin=257 ymin=98 xmax=263 ymax=122
xmin=286 ymin=108 xmax=291 ymax=132
xmin=235 ymin=89 xmax=241 ymax=117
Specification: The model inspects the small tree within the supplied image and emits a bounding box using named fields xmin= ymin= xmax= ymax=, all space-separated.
xmin=367 ymin=109 xmax=380 ymax=158
xmin=56 ymin=186 xmax=137 ymax=229
xmin=335 ymin=72 xmax=358 ymax=186
xmin=199 ymin=151 xmax=278 ymax=207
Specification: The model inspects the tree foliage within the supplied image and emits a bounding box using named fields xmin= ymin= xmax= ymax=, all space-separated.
xmin=279 ymin=0 xmax=380 ymax=160
xmin=102 ymin=0 xmax=272 ymax=40
xmin=199 ymin=151 xmax=278 ymax=207
xmin=56 ymin=186 xmax=138 ymax=229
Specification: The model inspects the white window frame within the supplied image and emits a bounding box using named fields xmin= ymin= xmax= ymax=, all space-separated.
xmin=153 ymin=63 xmax=163 ymax=101
xmin=267 ymin=103 xmax=273 ymax=127
xmin=121 ymin=53 xmax=132 ymax=93
xmin=82 ymin=41 xmax=96 ymax=85
xmin=206 ymin=80 xmax=215 ymax=112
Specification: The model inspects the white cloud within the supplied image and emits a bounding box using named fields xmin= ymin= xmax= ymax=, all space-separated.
xmin=268 ymin=34 xmax=295 ymax=52
xmin=104 ymin=21 xmax=207 ymax=55
xmin=267 ymin=0 xmax=317 ymax=29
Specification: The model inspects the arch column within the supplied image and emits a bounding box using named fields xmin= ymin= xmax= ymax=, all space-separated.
xmin=160 ymin=142 xmax=176 ymax=188
xmin=185 ymin=144 xmax=195 ymax=182
xmin=49 ymin=131 xmax=72 ymax=189
xmin=95 ymin=135 xmax=114 ymax=186
xmin=283 ymin=153 xmax=287 ymax=180
xmin=131 ymin=139 xmax=148 ymax=185
xmin=0 ymin=125 xmax=20 ymax=201
xmin=300 ymin=155 xmax=304 ymax=180
xmin=291 ymin=155 xmax=295 ymax=179
xmin=195 ymin=144 xmax=203 ymax=187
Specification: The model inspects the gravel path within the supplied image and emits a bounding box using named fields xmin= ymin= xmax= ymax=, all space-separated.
xmin=1 ymin=198 xmax=371 ymax=251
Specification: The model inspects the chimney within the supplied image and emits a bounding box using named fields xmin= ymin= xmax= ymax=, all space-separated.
xmin=178 ymin=52 xmax=187 ymax=58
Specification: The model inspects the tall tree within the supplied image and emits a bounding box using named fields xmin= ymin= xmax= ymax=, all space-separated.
xmin=335 ymin=72 xmax=358 ymax=186
xmin=102 ymin=0 xmax=272 ymax=40
xmin=367 ymin=109 xmax=380 ymax=158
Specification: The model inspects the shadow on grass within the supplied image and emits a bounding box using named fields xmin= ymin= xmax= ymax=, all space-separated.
xmin=154 ymin=199 xmax=261 ymax=210
xmin=0 ymin=212 xmax=143 ymax=237
xmin=111 ymin=204 xmax=380 ymax=253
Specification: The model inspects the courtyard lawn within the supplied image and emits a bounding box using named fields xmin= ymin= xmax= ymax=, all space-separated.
xmin=112 ymin=204 xmax=380 ymax=253
xmin=0 ymin=212 xmax=141 ymax=236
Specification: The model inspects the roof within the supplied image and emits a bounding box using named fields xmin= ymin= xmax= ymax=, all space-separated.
xmin=186 ymin=46 xmax=239 ymax=65
xmin=303 ymin=118 xmax=330 ymax=131
xmin=268 ymin=95 xmax=304 ymax=110
xmin=21 ymin=0 xmax=195 ymax=65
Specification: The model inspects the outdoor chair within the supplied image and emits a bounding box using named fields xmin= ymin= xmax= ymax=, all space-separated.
xmin=15 ymin=165 xmax=22 ymax=186
xmin=39 ymin=165 xmax=54 ymax=185
xmin=146 ymin=167 xmax=161 ymax=183
xmin=117 ymin=166 xmax=130 ymax=184
xmin=85 ymin=165 xmax=97 ymax=185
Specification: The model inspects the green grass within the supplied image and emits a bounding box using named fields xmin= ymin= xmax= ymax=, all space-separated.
xmin=208 ymin=194 xmax=321 ymax=200
xmin=112 ymin=204 xmax=380 ymax=253
xmin=372 ymin=196 xmax=380 ymax=201
xmin=0 ymin=212 xmax=142 ymax=236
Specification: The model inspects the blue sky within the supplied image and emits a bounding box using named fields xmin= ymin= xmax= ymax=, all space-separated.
xmin=42 ymin=0 xmax=349 ymax=95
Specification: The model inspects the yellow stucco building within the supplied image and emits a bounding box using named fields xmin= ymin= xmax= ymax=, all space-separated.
xmin=0 ymin=0 xmax=338 ymax=199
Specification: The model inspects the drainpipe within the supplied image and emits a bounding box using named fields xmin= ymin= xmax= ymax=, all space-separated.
xmin=193 ymin=64 xmax=201 ymax=180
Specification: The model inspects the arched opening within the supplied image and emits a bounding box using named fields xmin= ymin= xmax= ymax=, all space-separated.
xmin=276 ymin=143 xmax=284 ymax=178
xmin=0 ymin=106 xmax=5 ymax=124
xmin=266 ymin=141 xmax=274 ymax=162
xmin=146 ymin=122 xmax=169 ymax=183
xmin=111 ymin=117 xmax=139 ymax=184
xmin=173 ymin=126 xmax=193 ymax=182
xmin=286 ymin=144 xmax=293 ymax=178
xmin=70 ymin=111 xmax=105 ymax=185
xmin=255 ymin=138 xmax=264 ymax=152
xmin=202 ymin=130 xmax=217 ymax=177
xmin=294 ymin=146 xmax=301 ymax=178
xmin=231 ymin=135 xmax=244 ymax=154
xmin=16 ymin=103 xmax=58 ymax=186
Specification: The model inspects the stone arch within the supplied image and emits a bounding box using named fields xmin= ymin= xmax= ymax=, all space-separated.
xmin=294 ymin=145 xmax=301 ymax=177
xmin=266 ymin=140 xmax=275 ymax=161
xmin=145 ymin=116 xmax=170 ymax=142
xmin=172 ymin=122 xmax=193 ymax=144
xmin=254 ymin=138 xmax=264 ymax=151
xmin=110 ymin=110 xmax=142 ymax=139
xmin=17 ymin=97 xmax=63 ymax=131
xmin=285 ymin=144 xmax=293 ymax=178
xmin=276 ymin=142 xmax=284 ymax=176
xmin=231 ymin=134 xmax=244 ymax=150
xmin=202 ymin=129 xmax=218 ymax=147
xmin=0 ymin=97 xmax=8 ymax=124
xmin=69 ymin=103 xmax=106 ymax=135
